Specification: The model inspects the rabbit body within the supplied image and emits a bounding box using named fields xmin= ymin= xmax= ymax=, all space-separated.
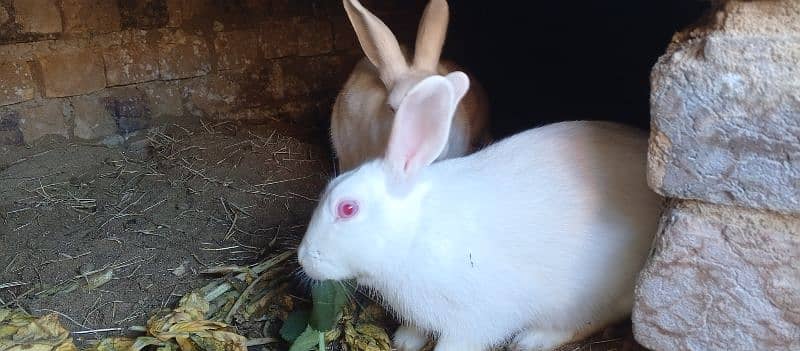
xmin=302 ymin=123 xmax=661 ymax=350
xmin=299 ymin=75 xmax=661 ymax=351
xmin=367 ymin=122 xmax=660 ymax=350
xmin=331 ymin=0 xmax=490 ymax=172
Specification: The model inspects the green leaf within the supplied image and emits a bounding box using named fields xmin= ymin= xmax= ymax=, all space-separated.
xmin=288 ymin=326 xmax=319 ymax=351
xmin=280 ymin=310 xmax=311 ymax=342
xmin=309 ymin=281 xmax=348 ymax=332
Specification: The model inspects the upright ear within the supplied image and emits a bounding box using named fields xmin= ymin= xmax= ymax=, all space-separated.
xmin=343 ymin=0 xmax=408 ymax=85
xmin=385 ymin=74 xmax=466 ymax=178
xmin=412 ymin=0 xmax=449 ymax=71
xmin=445 ymin=71 xmax=470 ymax=109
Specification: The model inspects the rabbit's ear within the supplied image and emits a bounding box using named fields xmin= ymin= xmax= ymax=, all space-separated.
xmin=412 ymin=0 xmax=449 ymax=71
xmin=343 ymin=0 xmax=408 ymax=85
xmin=445 ymin=71 xmax=470 ymax=109
xmin=385 ymin=75 xmax=457 ymax=178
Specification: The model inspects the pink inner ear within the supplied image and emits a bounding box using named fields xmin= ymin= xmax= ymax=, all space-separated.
xmin=384 ymin=76 xmax=455 ymax=178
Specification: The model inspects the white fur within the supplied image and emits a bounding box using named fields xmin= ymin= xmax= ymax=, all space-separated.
xmin=299 ymin=118 xmax=663 ymax=350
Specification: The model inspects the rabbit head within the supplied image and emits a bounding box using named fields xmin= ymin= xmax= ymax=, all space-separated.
xmin=298 ymin=74 xmax=466 ymax=281
xmin=343 ymin=0 xmax=455 ymax=111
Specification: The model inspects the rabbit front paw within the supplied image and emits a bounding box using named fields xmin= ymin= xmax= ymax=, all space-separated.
xmin=393 ymin=325 xmax=428 ymax=351
xmin=509 ymin=329 xmax=574 ymax=351
xmin=433 ymin=337 xmax=483 ymax=351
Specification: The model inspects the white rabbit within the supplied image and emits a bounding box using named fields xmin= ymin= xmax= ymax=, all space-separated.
xmin=331 ymin=0 xmax=490 ymax=172
xmin=298 ymin=74 xmax=662 ymax=351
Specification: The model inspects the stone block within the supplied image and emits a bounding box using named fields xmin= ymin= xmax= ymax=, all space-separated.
xmin=0 ymin=40 xmax=56 ymax=62
xmin=214 ymin=30 xmax=260 ymax=70
xmin=259 ymin=18 xmax=297 ymax=58
xmin=103 ymin=88 xmax=152 ymax=134
xmin=277 ymin=99 xmax=321 ymax=125
xmin=165 ymin=0 xmax=186 ymax=28
xmin=0 ymin=5 xmax=9 ymax=25
xmin=166 ymin=0 xmax=268 ymax=30
xmin=0 ymin=111 xmax=23 ymax=145
xmin=271 ymin=0 xmax=323 ymax=18
xmin=103 ymin=32 xmax=159 ymax=86
xmin=331 ymin=16 xmax=358 ymax=51
xmin=261 ymin=60 xmax=285 ymax=100
xmin=295 ymin=17 xmax=333 ymax=56
xmin=71 ymin=94 xmax=117 ymax=140
xmin=157 ymin=30 xmax=212 ymax=80
xmin=0 ymin=61 xmax=35 ymax=106
xmin=140 ymin=81 xmax=184 ymax=118
xmin=183 ymin=73 xmax=241 ymax=118
xmin=208 ymin=99 xmax=318 ymax=124
xmin=263 ymin=55 xmax=354 ymax=100
xmin=648 ymin=1 xmax=800 ymax=214
xmin=165 ymin=0 xmax=208 ymax=28
xmin=17 ymin=100 xmax=68 ymax=143
xmin=38 ymin=50 xmax=107 ymax=98
xmin=633 ymin=200 xmax=800 ymax=351
xmin=61 ymin=0 xmax=122 ymax=34
xmin=715 ymin=0 xmax=800 ymax=35
xmin=12 ymin=0 xmax=62 ymax=34
xmin=119 ymin=0 xmax=169 ymax=29
xmin=260 ymin=17 xmax=333 ymax=58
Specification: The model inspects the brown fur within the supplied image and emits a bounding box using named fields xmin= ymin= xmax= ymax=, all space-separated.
xmin=331 ymin=0 xmax=491 ymax=172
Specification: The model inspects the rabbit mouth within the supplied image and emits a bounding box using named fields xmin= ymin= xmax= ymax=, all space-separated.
xmin=297 ymin=243 xmax=354 ymax=281
xmin=298 ymin=252 xmax=352 ymax=281
xmin=301 ymin=261 xmax=352 ymax=281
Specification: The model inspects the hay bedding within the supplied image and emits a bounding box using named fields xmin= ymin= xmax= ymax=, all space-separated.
xmin=0 ymin=119 xmax=329 ymax=347
xmin=0 ymin=119 xmax=643 ymax=351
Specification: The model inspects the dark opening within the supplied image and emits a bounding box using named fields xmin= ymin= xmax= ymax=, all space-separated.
xmin=443 ymin=1 xmax=710 ymax=138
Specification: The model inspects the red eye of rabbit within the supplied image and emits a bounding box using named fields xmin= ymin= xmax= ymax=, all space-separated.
xmin=336 ymin=200 xmax=359 ymax=219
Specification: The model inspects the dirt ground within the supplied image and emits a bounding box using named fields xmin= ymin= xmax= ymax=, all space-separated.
xmin=0 ymin=118 xmax=645 ymax=351
xmin=0 ymin=119 xmax=331 ymax=347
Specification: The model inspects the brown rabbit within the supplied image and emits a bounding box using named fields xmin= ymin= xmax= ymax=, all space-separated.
xmin=331 ymin=0 xmax=490 ymax=172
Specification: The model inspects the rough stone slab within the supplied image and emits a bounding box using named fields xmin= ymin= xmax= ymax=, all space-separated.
xmin=17 ymin=100 xmax=68 ymax=143
xmin=633 ymin=200 xmax=800 ymax=351
xmin=70 ymin=94 xmax=117 ymax=140
xmin=213 ymin=30 xmax=260 ymax=71
xmin=0 ymin=40 xmax=64 ymax=62
xmin=263 ymin=55 xmax=355 ymax=100
xmin=157 ymin=29 xmax=212 ymax=80
xmin=38 ymin=50 xmax=107 ymax=98
xmin=715 ymin=0 xmax=800 ymax=35
xmin=103 ymin=31 xmax=159 ymax=86
xmin=61 ymin=0 xmax=122 ymax=34
xmin=295 ymin=17 xmax=333 ymax=56
xmin=139 ymin=81 xmax=184 ymax=118
xmin=12 ymin=0 xmax=62 ymax=34
xmin=259 ymin=18 xmax=299 ymax=58
xmin=0 ymin=111 xmax=23 ymax=145
xmin=165 ymin=0 xmax=186 ymax=28
xmin=0 ymin=5 xmax=9 ymax=25
xmin=271 ymin=0 xmax=324 ymax=17
xmin=183 ymin=73 xmax=242 ymax=118
xmin=119 ymin=0 xmax=169 ymax=29
xmin=260 ymin=17 xmax=333 ymax=58
xmin=331 ymin=16 xmax=358 ymax=51
xmin=648 ymin=1 xmax=800 ymax=214
xmin=0 ymin=61 xmax=35 ymax=106
xmin=102 ymin=87 xmax=151 ymax=134
xmin=165 ymin=0 xmax=269 ymax=30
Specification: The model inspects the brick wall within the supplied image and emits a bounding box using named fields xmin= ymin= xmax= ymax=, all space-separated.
xmin=0 ymin=0 xmax=423 ymax=144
